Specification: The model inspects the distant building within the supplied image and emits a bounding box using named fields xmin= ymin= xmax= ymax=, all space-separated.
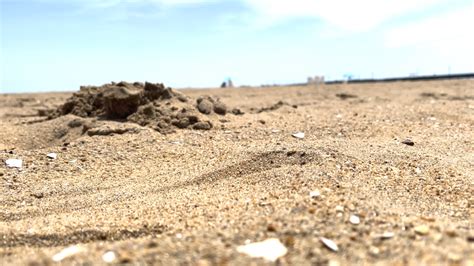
xmin=307 ymin=75 xmax=325 ymax=85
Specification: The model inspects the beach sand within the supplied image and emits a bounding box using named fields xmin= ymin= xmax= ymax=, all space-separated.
xmin=1 ymin=79 xmax=473 ymax=265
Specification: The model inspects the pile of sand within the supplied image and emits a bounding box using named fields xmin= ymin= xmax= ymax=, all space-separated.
xmin=51 ymin=81 xmax=231 ymax=133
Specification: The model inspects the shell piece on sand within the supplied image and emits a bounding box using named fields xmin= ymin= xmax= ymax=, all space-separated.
xmin=5 ymin=159 xmax=22 ymax=168
xmin=47 ymin=153 xmax=57 ymax=159
xmin=379 ymin=232 xmax=395 ymax=239
xmin=292 ymin=132 xmax=305 ymax=139
xmin=102 ymin=251 xmax=117 ymax=263
xmin=320 ymin=237 xmax=339 ymax=252
xmin=52 ymin=245 xmax=85 ymax=262
xmin=309 ymin=190 xmax=321 ymax=198
xmin=237 ymin=238 xmax=287 ymax=262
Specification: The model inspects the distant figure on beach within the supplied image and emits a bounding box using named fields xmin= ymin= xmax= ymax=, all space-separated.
xmin=221 ymin=78 xmax=234 ymax=88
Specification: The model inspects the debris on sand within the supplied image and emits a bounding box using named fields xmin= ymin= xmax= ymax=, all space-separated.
xmin=376 ymin=232 xmax=395 ymax=240
xmin=402 ymin=139 xmax=415 ymax=146
xmin=237 ymin=238 xmax=287 ymax=262
xmin=47 ymin=153 xmax=57 ymax=159
xmin=336 ymin=93 xmax=358 ymax=100
xmin=5 ymin=159 xmax=22 ymax=168
xmin=51 ymin=82 xmax=233 ymax=133
xmin=320 ymin=237 xmax=339 ymax=252
xmin=254 ymin=101 xmax=297 ymax=113
xmin=292 ymin=132 xmax=305 ymax=139
xmin=86 ymin=124 xmax=143 ymax=137
xmin=52 ymin=245 xmax=85 ymax=262
xmin=309 ymin=190 xmax=321 ymax=199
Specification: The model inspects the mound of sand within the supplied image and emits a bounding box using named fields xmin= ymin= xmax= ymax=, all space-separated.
xmin=51 ymin=81 xmax=231 ymax=133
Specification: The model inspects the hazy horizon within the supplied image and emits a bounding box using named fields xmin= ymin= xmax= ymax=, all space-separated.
xmin=1 ymin=0 xmax=473 ymax=93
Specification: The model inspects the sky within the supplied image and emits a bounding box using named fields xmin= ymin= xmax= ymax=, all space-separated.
xmin=1 ymin=0 xmax=473 ymax=92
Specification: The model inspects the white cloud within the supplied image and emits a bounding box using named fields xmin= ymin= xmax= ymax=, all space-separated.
xmin=385 ymin=4 xmax=474 ymax=48
xmin=242 ymin=0 xmax=449 ymax=32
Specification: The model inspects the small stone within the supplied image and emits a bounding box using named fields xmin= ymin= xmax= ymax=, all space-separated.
xmin=369 ymin=246 xmax=380 ymax=256
xmin=401 ymin=139 xmax=414 ymax=146
xmin=231 ymin=108 xmax=244 ymax=115
xmin=67 ymin=118 xmax=84 ymax=128
xmin=292 ymin=132 xmax=305 ymax=139
xmin=349 ymin=215 xmax=360 ymax=225
xmin=267 ymin=223 xmax=277 ymax=232
xmin=6 ymin=159 xmax=22 ymax=168
xmin=309 ymin=190 xmax=321 ymax=198
xmin=335 ymin=205 xmax=344 ymax=212
xmin=320 ymin=237 xmax=338 ymax=252
xmin=32 ymin=192 xmax=44 ymax=199
xmin=213 ymin=101 xmax=227 ymax=115
xmin=237 ymin=238 xmax=288 ymax=262
xmin=193 ymin=121 xmax=212 ymax=130
xmin=102 ymin=251 xmax=117 ymax=263
xmin=414 ymin=225 xmax=430 ymax=235
xmin=445 ymin=228 xmax=457 ymax=237
xmin=466 ymin=234 xmax=474 ymax=242
xmin=47 ymin=153 xmax=57 ymax=159
xmin=197 ymin=99 xmax=213 ymax=114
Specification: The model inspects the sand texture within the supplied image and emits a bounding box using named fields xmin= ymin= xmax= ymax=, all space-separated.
xmin=1 ymin=80 xmax=473 ymax=265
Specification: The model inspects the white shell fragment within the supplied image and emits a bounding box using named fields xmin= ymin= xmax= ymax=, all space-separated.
xmin=349 ymin=215 xmax=360 ymax=225
xmin=52 ymin=245 xmax=84 ymax=262
xmin=47 ymin=153 xmax=57 ymax=159
xmin=292 ymin=132 xmax=305 ymax=139
xmin=6 ymin=159 xmax=22 ymax=168
xmin=309 ymin=190 xmax=321 ymax=198
xmin=320 ymin=237 xmax=339 ymax=252
xmin=102 ymin=251 xmax=117 ymax=263
xmin=237 ymin=238 xmax=288 ymax=262
xmin=380 ymin=232 xmax=395 ymax=239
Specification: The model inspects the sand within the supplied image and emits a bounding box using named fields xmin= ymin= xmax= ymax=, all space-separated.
xmin=0 ymin=79 xmax=473 ymax=265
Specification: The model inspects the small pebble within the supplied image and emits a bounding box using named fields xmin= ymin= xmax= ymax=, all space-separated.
xmin=401 ymin=139 xmax=414 ymax=146
xmin=320 ymin=237 xmax=338 ymax=252
xmin=466 ymin=235 xmax=474 ymax=242
xmin=102 ymin=251 xmax=117 ymax=263
xmin=369 ymin=246 xmax=380 ymax=256
xmin=335 ymin=205 xmax=344 ymax=212
xmin=414 ymin=225 xmax=430 ymax=235
xmin=349 ymin=215 xmax=360 ymax=225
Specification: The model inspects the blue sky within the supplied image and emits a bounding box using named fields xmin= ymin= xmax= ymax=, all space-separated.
xmin=1 ymin=0 xmax=473 ymax=92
